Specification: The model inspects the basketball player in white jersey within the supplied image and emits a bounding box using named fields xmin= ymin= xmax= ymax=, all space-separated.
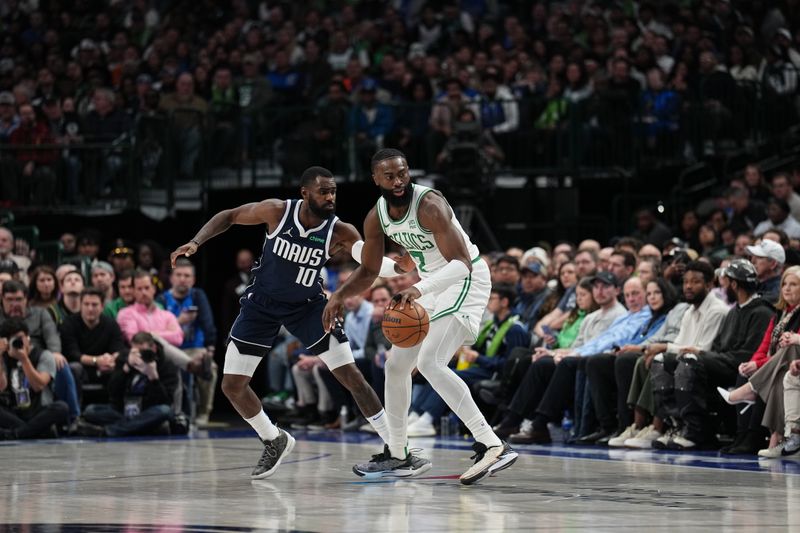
xmin=323 ymin=149 xmax=518 ymax=485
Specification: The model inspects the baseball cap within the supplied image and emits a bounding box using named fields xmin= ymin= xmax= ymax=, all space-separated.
xmin=590 ymin=271 xmax=619 ymax=287
xmin=722 ymin=258 xmax=758 ymax=284
xmin=521 ymin=262 xmax=545 ymax=276
xmin=747 ymin=239 xmax=786 ymax=264
xmin=0 ymin=91 xmax=14 ymax=105
xmin=777 ymin=28 xmax=792 ymax=40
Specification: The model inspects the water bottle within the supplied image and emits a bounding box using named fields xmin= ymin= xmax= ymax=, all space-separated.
xmin=440 ymin=415 xmax=451 ymax=438
xmin=561 ymin=410 xmax=573 ymax=442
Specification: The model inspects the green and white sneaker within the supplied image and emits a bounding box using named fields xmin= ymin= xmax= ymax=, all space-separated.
xmin=353 ymin=445 xmax=432 ymax=479
xmin=460 ymin=441 xmax=518 ymax=485
xmin=251 ymin=428 xmax=295 ymax=479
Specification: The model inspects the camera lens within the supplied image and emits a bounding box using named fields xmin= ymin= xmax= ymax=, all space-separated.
xmin=11 ymin=337 xmax=24 ymax=350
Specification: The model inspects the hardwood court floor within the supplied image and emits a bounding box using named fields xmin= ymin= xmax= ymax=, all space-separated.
xmin=2 ymin=429 xmax=799 ymax=532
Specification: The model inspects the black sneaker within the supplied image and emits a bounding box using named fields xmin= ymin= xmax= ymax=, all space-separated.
xmin=459 ymin=441 xmax=519 ymax=485
xmin=352 ymin=445 xmax=432 ymax=479
xmin=251 ymin=428 xmax=296 ymax=479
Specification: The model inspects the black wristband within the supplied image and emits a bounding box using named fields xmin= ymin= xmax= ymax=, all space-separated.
xmin=190 ymin=239 xmax=200 ymax=246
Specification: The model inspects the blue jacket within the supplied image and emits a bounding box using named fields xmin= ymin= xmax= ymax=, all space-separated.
xmin=575 ymin=307 xmax=652 ymax=356
xmin=349 ymin=103 xmax=395 ymax=139
xmin=158 ymin=288 xmax=217 ymax=349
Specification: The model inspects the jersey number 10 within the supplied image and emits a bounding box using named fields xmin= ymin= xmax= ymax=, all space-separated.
xmin=295 ymin=266 xmax=318 ymax=287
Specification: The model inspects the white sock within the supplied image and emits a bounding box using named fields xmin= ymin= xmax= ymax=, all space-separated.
xmin=367 ymin=409 xmax=391 ymax=444
xmin=245 ymin=410 xmax=280 ymax=441
xmin=467 ymin=413 xmax=502 ymax=448
xmin=419 ymin=412 xmax=434 ymax=425
xmin=389 ymin=444 xmax=407 ymax=459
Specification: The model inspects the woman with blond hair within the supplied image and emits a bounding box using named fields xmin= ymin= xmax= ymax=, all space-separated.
xmin=719 ymin=265 xmax=800 ymax=455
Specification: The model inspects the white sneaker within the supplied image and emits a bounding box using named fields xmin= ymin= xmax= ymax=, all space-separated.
xmin=624 ymin=425 xmax=662 ymax=449
xmin=407 ymin=418 xmax=436 ymax=437
xmin=460 ymin=441 xmax=518 ymax=485
xmin=759 ymin=434 xmax=800 ymax=458
xmin=608 ymin=424 xmax=638 ymax=447
xmin=407 ymin=412 xmax=420 ymax=426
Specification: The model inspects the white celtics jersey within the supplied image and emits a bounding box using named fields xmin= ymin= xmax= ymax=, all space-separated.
xmin=376 ymin=184 xmax=480 ymax=280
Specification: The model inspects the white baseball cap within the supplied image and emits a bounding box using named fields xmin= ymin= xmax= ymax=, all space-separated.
xmin=746 ymin=239 xmax=786 ymax=264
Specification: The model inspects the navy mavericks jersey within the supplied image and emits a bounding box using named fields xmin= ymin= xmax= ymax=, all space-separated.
xmin=247 ymin=199 xmax=337 ymax=303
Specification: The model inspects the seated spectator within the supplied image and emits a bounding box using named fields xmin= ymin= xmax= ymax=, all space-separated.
xmin=754 ymin=197 xmax=800 ymax=239
xmin=727 ymin=187 xmax=767 ymax=236
xmin=428 ymin=78 xmax=480 ymax=168
xmin=407 ymin=284 xmax=528 ymax=437
xmin=60 ymin=287 xmax=125 ymax=405
xmin=136 ymin=240 xmax=168 ymax=293
xmin=107 ymin=241 xmax=136 ymax=277
xmin=313 ymin=81 xmax=351 ymax=173
xmin=103 ymin=269 xmax=143 ymax=319
xmin=0 ymin=227 xmax=30 ymax=285
xmin=639 ymin=67 xmax=680 ymax=154
xmin=719 ymin=265 xmax=800 ymax=454
xmin=775 ymin=360 xmax=800 ymax=456
xmin=770 ymin=172 xmax=800 ymax=221
xmin=491 ymin=254 xmax=520 ymax=287
xmin=0 ymin=262 xmax=17 ymax=290
xmin=608 ymin=250 xmax=637 ymax=286
xmin=0 ymin=318 xmax=69 ymax=440
xmin=27 ymin=266 xmax=58 ymax=310
xmin=647 ymin=262 xmax=733 ymax=450
xmin=41 ymin=97 xmax=83 ymax=203
xmin=493 ymin=272 xmax=628 ymax=443
xmin=157 ymin=258 xmax=217 ymax=426
xmin=90 ymin=261 xmax=116 ymax=306
xmin=512 ymin=262 xmax=552 ymax=333
xmin=48 ymin=270 xmax=84 ymax=328
xmin=78 ymin=332 xmax=177 ymax=437
xmin=747 ymin=239 xmax=786 ymax=304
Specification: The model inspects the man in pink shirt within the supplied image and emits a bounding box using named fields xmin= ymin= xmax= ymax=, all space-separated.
xmin=117 ymin=270 xmax=202 ymax=374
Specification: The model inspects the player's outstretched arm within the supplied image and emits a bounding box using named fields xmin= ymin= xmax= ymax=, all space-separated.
xmin=331 ymin=220 xmax=411 ymax=278
xmin=170 ymin=199 xmax=284 ymax=268
xmin=322 ymin=210 xmax=385 ymax=331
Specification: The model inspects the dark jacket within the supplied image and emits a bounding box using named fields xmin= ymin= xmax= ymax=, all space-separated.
xmin=701 ymin=296 xmax=775 ymax=365
xmin=107 ymin=346 xmax=179 ymax=413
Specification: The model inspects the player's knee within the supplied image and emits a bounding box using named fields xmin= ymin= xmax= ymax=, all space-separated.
xmin=416 ymin=357 xmax=443 ymax=379
xmin=221 ymin=374 xmax=248 ymax=399
xmin=384 ymin=353 xmax=409 ymax=376
xmin=333 ymin=365 xmax=366 ymax=392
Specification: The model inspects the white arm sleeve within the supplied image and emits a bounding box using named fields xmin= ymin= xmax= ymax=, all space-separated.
xmin=413 ymin=259 xmax=470 ymax=297
xmin=350 ymin=240 xmax=402 ymax=278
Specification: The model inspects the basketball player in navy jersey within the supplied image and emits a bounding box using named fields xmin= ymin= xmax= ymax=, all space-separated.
xmin=170 ymin=166 xmax=431 ymax=480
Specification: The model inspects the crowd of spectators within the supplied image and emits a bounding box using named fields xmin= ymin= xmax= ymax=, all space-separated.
xmin=3 ymin=1 xmax=800 ymax=203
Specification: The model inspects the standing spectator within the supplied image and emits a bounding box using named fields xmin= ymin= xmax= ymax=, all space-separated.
xmin=159 ymin=72 xmax=208 ymax=180
xmin=0 ymin=318 xmax=69 ymax=440
xmin=60 ymin=287 xmax=125 ymax=404
xmin=208 ymin=66 xmax=239 ymax=167
xmin=79 ymin=332 xmax=177 ymax=437
xmin=349 ymin=80 xmax=394 ymax=178
xmin=81 ymin=88 xmax=131 ymax=197
xmin=639 ymin=67 xmax=680 ymax=155
xmin=9 ymin=103 xmax=57 ymax=205
xmin=158 ymin=259 xmax=217 ymax=426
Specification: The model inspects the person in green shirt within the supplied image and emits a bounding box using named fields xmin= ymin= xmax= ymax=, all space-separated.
xmin=553 ymin=277 xmax=599 ymax=350
xmin=103 ymin=269 xmax=163 ymax=319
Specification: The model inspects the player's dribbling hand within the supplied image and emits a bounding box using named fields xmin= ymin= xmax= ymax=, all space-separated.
xmin=322 ymin=295 xmax=344 ymax=333
xmin=389 ymin=287 xmax=421 ymax=310
xmin=170 ymin=241 xmax=199 ymax=268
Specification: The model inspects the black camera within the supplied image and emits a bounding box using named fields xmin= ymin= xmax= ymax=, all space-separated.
xmin=11 ymin=337 xmax=24 ymax=350
xmin=139 ymin=349 xmax=157 ymax=363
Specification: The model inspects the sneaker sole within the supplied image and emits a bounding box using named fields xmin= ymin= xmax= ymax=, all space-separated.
xmin=251 ymin=433 xmax=296 ymax=480
xmin=352 ymin=461 xmax=433 ymax=480
xmin=460 ymin=451 xmax=519 ymax=486
xmin=624 ymin=440 xmax=654 ymax=449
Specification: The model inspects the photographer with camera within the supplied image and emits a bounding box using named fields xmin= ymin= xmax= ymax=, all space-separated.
xmin=0 ymin=318 xmax=69 ymax=440
xmin=78 ymin=332 xmax=177 ymax=437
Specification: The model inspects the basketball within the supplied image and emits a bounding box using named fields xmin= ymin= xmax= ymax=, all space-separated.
xmin=381 ymin=302 xmax=430 ymax=348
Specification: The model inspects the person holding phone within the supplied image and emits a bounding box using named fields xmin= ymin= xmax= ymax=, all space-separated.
xmin=158 ymin=259 xmax=218 ymax=427
xmin=0 ymin=318 xmax=69 ymax=440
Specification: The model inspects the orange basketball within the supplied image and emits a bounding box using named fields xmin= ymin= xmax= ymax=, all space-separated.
xmin=381 ymin=302 xmax=430 ymax=348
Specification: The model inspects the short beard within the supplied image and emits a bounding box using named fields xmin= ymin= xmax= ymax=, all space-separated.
xmin=308 ymin=200 xmax=334 ymax=219
xmin=725 ymin=286 xmax=737 ymax=303
xmin=687 ymin=290 xmax=707 ymax=306
xmin=380 ymin=182 xmax=413 ymax=207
